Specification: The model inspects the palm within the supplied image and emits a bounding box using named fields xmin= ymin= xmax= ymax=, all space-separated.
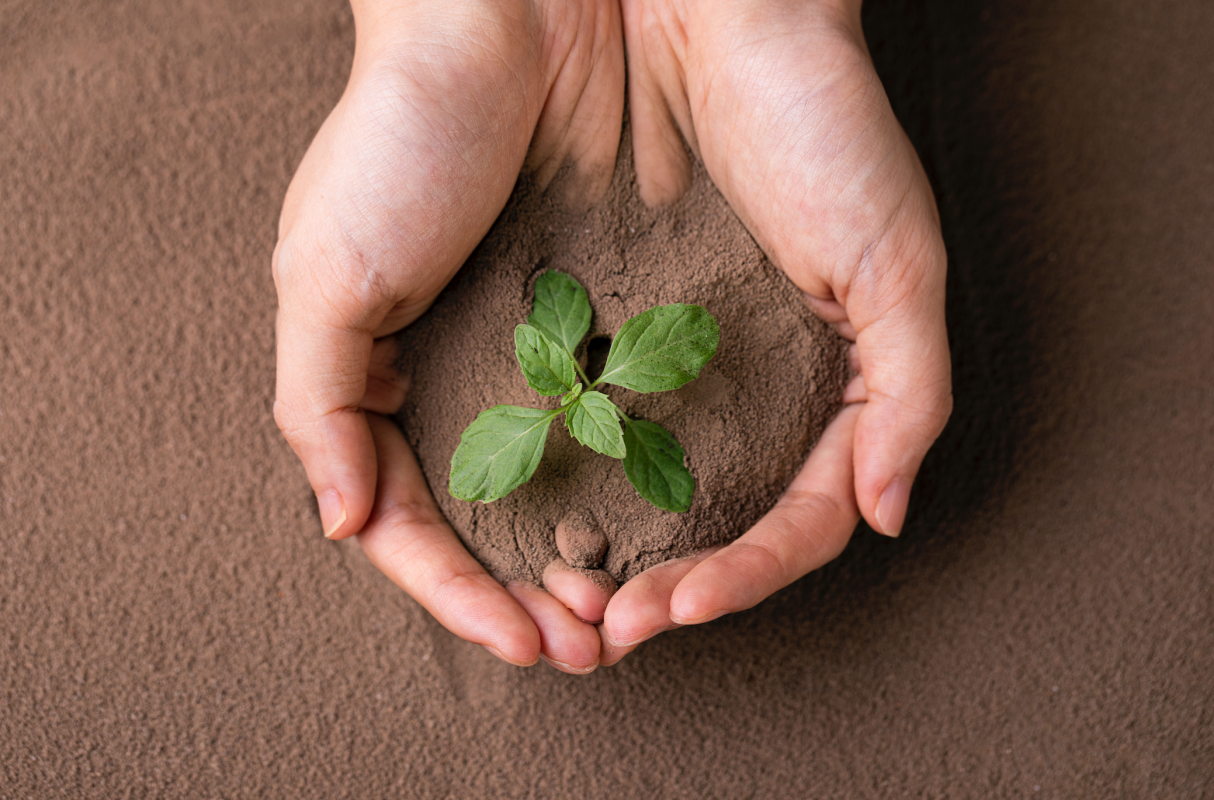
xmin=279 ymin=9 xmax=609 ymax=335
xmin=695 ymin=28 xmax=923 ymax=293
xmin=685 ymin=8 xmax=949 ymax=533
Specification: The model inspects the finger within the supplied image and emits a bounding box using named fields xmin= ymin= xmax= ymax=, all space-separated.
xmin=621 ymin=1 xmax=696 ymax=206
xmin=842 ymin=374 xmax=868 ymax=404
xmin=506 ymin=582 xmax=601 ymax=674
xmin=528 ymin=0 xmax=625 ymax=204
xmin=803 ymin=294 xmax=859 ymax=341
xmin=362 ymin=337 xmax=410 ymax=415
xmin=542 ymin=558 xmax=617 ymax=624
xmin=273 ymin=241 xmax=389 ymax=540
xmin=599 ymin=548 xmax=720 ymax=666
xmin=803 ymin=293 xmax=848 ymax=324
xmin=668 ymin=405 xmax=861 ymax=625
xmin=849 ymin=199 xmax=952 ymax=537
xmin=357 ymin=414 xmax=540 ymax=667
xmin=842 ymin=344 xmax=866 ymax=408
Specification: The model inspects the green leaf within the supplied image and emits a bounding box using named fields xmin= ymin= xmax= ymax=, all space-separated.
xmin=596 ymin=304 xmax=720 ymax=393
xmin=565 ymin=392 xmax=626 ymax=459
xmin=514 ymin=324 xmax=577 ymax=396
xmin=562 ymin=382 xmax=583 ymax=406
xmin=528 ymin=270 xmax=592 ymax=355
xmin=622 ymin=419 xmax=695 ymax=513
xmin=449 ymin=405 xmax=558 ymax=503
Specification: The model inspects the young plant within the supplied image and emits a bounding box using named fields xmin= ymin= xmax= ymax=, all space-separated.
xmin=448 ymin=270 xmax=720 ymax=512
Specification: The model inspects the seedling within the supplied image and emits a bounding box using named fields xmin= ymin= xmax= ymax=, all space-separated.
xmin=449 ymin=271 xmax=720 ymax=512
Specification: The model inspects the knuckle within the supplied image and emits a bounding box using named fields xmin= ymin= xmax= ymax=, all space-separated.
xmin=429 ymin=570 xmax=497 ymax=617
xmin=273 ymin=226 xmax=396 ymax=332
xmin=376 ymin=496 xmax=445 ymax=533
xmin=777 ymin=490 xmax=851 ymax=557
xmin=337 ymin=247 xmax=393 ymax=312
xmin=782 ymin=487 xmax=846 ymax=528
xmin=872 ymin=383 xmax=952 ymax=439
xmin=728 ymin=540 xmax=787 ymax=586
xmin=312 ymin=236 xmax=391 ymax=328
xmin=853 ymin=193 xmax=946 ymax=310
xmin=933 ymin=388 xmax=954 ymax=426
xmin=272 ymin=397 xmax=363 ymax=445
xmin=272 ymin=396 xmax=294 ymax=432
xmin=272 ymin=397 xmax=307 ymax=443
xmin=913 ymin=372 xmax=954 ymax=430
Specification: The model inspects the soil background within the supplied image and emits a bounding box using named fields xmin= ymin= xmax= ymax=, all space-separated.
xmin=3 ymin=1 xmax=1213 ymax=797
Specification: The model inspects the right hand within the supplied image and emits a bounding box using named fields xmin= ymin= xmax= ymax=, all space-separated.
xmin=272 ymin=0 xmax=624 ymax=671
xmin=585 ymin=0 xmax=952 ymax=663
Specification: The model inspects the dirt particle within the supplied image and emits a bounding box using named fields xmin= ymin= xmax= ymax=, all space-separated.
xmin=556 ymin=510 xmax=609 ymax=568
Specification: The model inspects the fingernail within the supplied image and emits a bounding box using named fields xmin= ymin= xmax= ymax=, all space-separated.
xmin=539 ymin=654 xmax=598 ymax=674
xmin=483 ymin=644 xmax=538 ymax=668
xmin=604 ymin=631 xmax=635 ymax=648
xmin=670 ymin=608 xmax=727 ymax=626
xmin=318 ymin=490 xmax=347 ymax=538
xmin=875 ymin=479 xmax=910 ymax=537
xmin=607 ymin=623 xmax=677 ymax=649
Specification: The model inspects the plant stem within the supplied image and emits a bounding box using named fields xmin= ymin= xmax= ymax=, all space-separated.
xmin=571 ymin=356 xmax=590 ymax=387
xmin=588 ymin=369 xmax=612 ymax=392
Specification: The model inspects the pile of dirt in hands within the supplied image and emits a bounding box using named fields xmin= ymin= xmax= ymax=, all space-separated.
xmin=396 ymin=148 xmax=849 ymax=587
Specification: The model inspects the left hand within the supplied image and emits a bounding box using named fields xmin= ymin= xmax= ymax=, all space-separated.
xmin=273 ymin=0 xmax=626 ymax=673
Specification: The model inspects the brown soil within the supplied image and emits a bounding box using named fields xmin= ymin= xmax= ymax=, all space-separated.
xmin=396 ymin=148 xmax=849 ymax=586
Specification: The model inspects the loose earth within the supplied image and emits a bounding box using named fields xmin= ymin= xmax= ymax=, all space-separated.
xmin=396 ymin=142 xmax=850 ymax=586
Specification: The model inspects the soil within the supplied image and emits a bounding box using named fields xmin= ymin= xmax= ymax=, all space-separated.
xmin=396 ymin=144 xmax=849 ymax=586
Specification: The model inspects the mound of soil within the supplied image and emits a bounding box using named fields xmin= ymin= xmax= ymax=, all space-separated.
xmin=396 ymin=145 xmax=849 ymax=586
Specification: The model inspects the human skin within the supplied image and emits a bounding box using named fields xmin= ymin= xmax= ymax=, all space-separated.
xmin=272 ymin=0 xmax=950 ymax=672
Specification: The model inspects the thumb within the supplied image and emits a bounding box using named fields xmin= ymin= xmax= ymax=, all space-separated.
xmin=526 ymin=0 xmax=625 ymax=205
xmin=848 ymin=196 xmax=952 ymax=536
xmin=620 ymin=0 xmax=697 ymax=206
xmin=272 ymin=238 xmax=387 ymax=540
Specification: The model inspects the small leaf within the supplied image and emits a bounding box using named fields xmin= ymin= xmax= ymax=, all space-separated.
xmin=528 ymin=270 xmax=592 ymax=355
xmin=597 ymin=304 xmax=720 ymax=393
xmin=449 ymin=405 xmax=557 ymax=503
xmin=562 ymin=382 xmax=583 ymax=406
xmin=622 ymin=419 xmax=694 ymax=513
xmin=515 ymin=324 xmax=577 ymax=396
xmin=565 ymin=392 xmax=626 ymax=459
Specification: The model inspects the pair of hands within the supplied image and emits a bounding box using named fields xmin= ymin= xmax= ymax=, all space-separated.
xmin=272 ymin=0 xmax=951 ymax=673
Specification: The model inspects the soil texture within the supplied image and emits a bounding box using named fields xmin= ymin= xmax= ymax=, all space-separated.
xmin=397 ymin=151 xmax=848 ymax=586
